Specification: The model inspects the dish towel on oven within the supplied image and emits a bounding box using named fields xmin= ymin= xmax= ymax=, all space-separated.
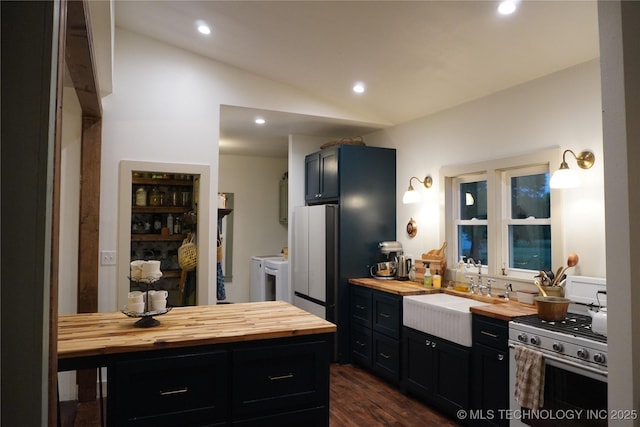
xmin=514 ymin=345 xmax=545 ymax=409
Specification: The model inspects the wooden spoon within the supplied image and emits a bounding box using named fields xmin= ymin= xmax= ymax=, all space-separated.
xmin=552 ymin=253 xmax=579 ymax=286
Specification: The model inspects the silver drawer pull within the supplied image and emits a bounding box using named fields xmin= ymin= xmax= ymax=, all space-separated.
xmin=269 ymin=373 xmax=294 ymax=381
xmin=481 ymin=330 xmax=499 ymax=338
xmin=379 ymin=353 xmax=391 ymax=359
xmin=355 ymin=304 xmax=366 ymax=310
xmin=160 ymin=387 xmax=188 ymax=396
xmin=379 ymin=313 xmax=391 ymax=318
xmin=497 ymin=354 xmax=504 ymax=361
xmin=355 ymin=340 xmax=366 ymax=347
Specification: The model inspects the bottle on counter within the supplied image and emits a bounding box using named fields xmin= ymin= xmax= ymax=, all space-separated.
xmin=173 ymin=217 xmax=181 ymax=235
xmin=455 ymin=256 xmax=469 ymax=292
xmin=433 ymin=269 xmax=442 ymax=289
xmin=423 ymin=263 xmax=432 ymax=288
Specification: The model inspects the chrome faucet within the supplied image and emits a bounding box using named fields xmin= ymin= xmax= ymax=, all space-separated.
xmin=467 ymin=275 xmax=477 ymax=294
xmin=504 ymin=283 xmax=513 ymax=301
xmin=467 ymin=258 xmax=483 ymax=292
xmin=481 ymin=278 xmax=495 ymax=297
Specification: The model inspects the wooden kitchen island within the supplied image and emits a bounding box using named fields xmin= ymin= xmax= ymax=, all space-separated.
xmin=58 ymin=301 xmax=336 ymax=426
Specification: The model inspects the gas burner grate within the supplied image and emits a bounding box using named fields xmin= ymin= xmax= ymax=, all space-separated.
xmin=513 ymin=313 xmax=607 ymax=343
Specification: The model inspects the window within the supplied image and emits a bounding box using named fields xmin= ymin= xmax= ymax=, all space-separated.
xmin=455 ymin=175 xmax=488 ymax=265
xmin=443 ymin=149 xmax=561 ymax=279
xmin=504 ymin=166 xmax=551 ymax=272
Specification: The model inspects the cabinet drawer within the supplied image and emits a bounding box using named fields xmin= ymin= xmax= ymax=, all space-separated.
xmin=350 ymin=323 xmax=372 ymax=367
xmin=350 ymin=286 xmax=372 ymax=327
xmin=373 ymin=292 xmax=400 ymax=338
xmin=232 ymin=340 xmax=329 ymax=418
xmin=472 ymin=315 xmax=508 ymax=349
xmin=108 ymin=351 xmax=229 ymax=425
xmin=372 ymin=332 xmax=400 ymax=383
xmin=232 ymin=406 xmax=327 ymax=427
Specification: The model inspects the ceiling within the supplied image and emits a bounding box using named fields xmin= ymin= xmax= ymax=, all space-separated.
xmin=113 ymin=1 xmax=600 ymax=157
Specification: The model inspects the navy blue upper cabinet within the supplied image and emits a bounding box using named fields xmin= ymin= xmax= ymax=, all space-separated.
xmin=305 ymin=147 xmax=339 ymax=204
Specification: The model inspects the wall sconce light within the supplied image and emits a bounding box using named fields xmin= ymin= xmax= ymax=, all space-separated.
xmin=402 ymin=175 xmax=432 ymax=204
xmin=549 ymin=149 xmax=595 ymax=189
xmin=465 ymin=192 xmax=475 ymax=206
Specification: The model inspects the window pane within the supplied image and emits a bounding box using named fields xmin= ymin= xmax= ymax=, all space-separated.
xmin=458 ymin=225 xmax=488 ymax=265
xmin=511 ymin=173 xmax=550 ymax=219
xmin=509 ymin=225 xmax=551 ymax=270
xmin=459 ymin=181 xmax=487 ymax=220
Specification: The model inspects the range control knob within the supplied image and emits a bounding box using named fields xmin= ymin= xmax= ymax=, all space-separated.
xmin=529 ymin=336 xmax=540 ymax=345
xmin=594 ymin=353 xmax=606 ymax=364
xmin=552 ymin=342 xmax=564 ymax=352
xmin=517 ymin=333 xmax=527 ymax=343
xmin=577 ymin=348 xmax=589 ymax=359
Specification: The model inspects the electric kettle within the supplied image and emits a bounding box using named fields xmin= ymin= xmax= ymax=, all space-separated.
xmin=396 ymin=255 xmax=411 ymax=281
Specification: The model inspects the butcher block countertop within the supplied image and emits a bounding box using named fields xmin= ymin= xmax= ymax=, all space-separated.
xmin=348 ymin=277 xmax=441 ymax=296
xmin=350 ymin=277 xmax=537 ymax=320
xmin=58 ymin=301 xmax=336 ymax=360
xmin=468 ymin=300 xmax=538 ymax=321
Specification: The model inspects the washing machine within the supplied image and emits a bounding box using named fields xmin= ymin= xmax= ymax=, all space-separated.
xmin=250 ymin=255 xmax=282 ymax=302
xmin=264 ymin=257 xmax=289 ymax=302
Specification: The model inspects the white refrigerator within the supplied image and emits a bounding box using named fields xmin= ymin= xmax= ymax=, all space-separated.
xmin=292 ymin=205 xmax=338 ymax=326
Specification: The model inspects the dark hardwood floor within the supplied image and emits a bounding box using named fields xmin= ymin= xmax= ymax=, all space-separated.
xmin=60 ymin=363 xmax=462 ymax=426
xmin=330 ymin=364 xmax=462 ymax=426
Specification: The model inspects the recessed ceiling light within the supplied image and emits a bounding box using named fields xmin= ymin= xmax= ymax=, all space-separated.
xmin=196 ymin=20 xmax=211 ymax=35
xmin=255 ymin=118 xmax=266 ymax=125
xmin=498 ymin=0 xmax=517 ymax=15
xmin=353 ymin=82 xmax=365 ymax=94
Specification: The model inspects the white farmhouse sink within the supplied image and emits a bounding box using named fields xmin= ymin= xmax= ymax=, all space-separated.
xmin=403 ymin=294 xmax=491 ymax=347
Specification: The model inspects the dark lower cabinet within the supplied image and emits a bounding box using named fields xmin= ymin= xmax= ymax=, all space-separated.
xmin=403 ymin=327 xmax=471 ymax=419
xmin=232 ymin=406 xmax=327 ymax=426
xmin=349 ymin=286 xmax=402 ymax=384
xmin=108 ymin=350 xmax=229 ymax=427
xmin=350 ymin=322 xmax=372 ymax=367
xmin=232 ymin=340 xmax=329 ymax=424
xmin=471 ymin=315 xmax=509 ymax=427
xmin=107 ymin=335 xmax=331 ymax=426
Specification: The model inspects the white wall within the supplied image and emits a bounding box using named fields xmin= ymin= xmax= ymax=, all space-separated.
xmin=99 ymin=28 xmax=384 ymax=309
xmin=218 ymin=154 xmax=288 ymax=303
xmin=366 ymin=59 xmax=605 ymax=281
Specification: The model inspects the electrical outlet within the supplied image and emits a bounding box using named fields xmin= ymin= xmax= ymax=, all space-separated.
xmin=101 ymin=250 xmax=117 ymax=266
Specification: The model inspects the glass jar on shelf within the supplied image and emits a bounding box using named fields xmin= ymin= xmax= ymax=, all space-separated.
xmin=135 ymin=186 xmax=147 ymax=206
xmin=149 ymin=187 xmax=162 ymax=206
xmin=180 ymin=191 xmax=191 ymax=207
xmin=168 ymin=187 xmax=179 ymax=207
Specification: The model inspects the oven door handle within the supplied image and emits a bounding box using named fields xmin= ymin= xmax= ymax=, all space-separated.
xmin=508 ymin=343 xmax=608 ymax=378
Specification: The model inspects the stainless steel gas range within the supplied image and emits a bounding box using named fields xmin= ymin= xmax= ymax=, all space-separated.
xmin=508 ymin=276 xmax=607 ymax=427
